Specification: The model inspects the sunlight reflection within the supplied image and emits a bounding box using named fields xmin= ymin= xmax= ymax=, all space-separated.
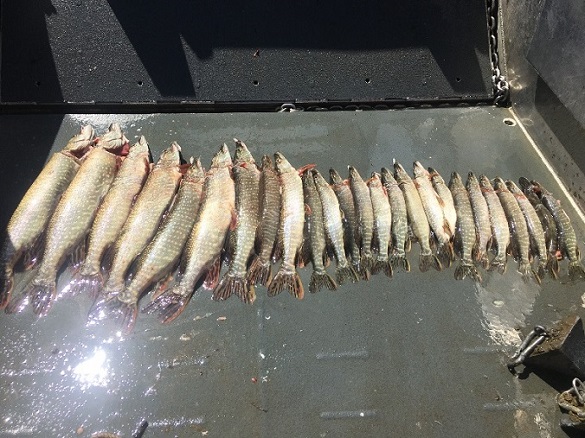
xmin=72 ymin=348 xmax=109 ymax=388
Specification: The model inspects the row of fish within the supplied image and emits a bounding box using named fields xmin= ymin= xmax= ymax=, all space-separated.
xmin=1 ymin=124 xmax=583 ymax=333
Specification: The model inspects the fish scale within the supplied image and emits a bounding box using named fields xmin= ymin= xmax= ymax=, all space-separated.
xmin=0 ymin=125 xmax=95 ymax=308
xmin=349 ymin=166 xmax=375 ymax=279
xmin=213 ymin=140 xmax=261 ymax=303
xmin=381 ymin=168 xmax=410 ymax=272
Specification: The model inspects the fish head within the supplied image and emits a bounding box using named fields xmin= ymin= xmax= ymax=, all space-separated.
xmin=368 ymin=172 xmax=382 ymax=187
xmin=412 ymin=161 xmax=428 ymax=178
xmin=211 ymin=143 xmax=233 ymax=169
xmin=525 ymin=179 xmax=550 ymax=198
xmin=183 ymin=156 xmax=205 ymax=182
xmin=329 ymin=168 xmax=344 ymax=185
xmin=312 ymin=169 xmax=328 ymax=189
xmin=261 ymin=155 xmax=274 ymax=171
xmin=348 ymin=166 xmax=363 ymax=182
xmin=63 ymin=125 xmax=96 ymax=157
xmin=478 ymin=175 xmax=493 ymax=190
xmin=518 ymin=177 xmax=533 ymax=192
xmin=98 ymin=123 xmax=130 ymax=154
xmin=505 ymin=180 xmax=522 ymax=194
xmin=492 ymin=177 xmax=508 ymax=192
xmin=393 ymin=162 xmax=410 ymax=182
xmin=157 ymin=142 xmax=182 ymax=167
xmin=274 ymin=152 xmax=294 ymax=174
xmin=126 ymin=135 xmax=150 ymax=159
xmin=466 ymin=171 xmax=479 ymax=189
xmin=381 ymin=167 xmax=397 ymax=186
xmin=233 ymin=138 xmax=256 ymax=166
xmin=448 ymin=171 xmax=464 ymax=190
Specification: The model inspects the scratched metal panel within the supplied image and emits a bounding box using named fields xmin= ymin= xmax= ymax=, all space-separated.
xmin=0 ymin=108 xmax=583 ymax=437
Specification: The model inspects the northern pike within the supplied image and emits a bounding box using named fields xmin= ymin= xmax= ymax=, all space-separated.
xmin=506 ymin=180 xmax=548 ymax=282
xmin=214 ymin=139 xmax=261 ymax=303
xmin=7 ymin=123 xmax=128 ymax=315
xmin=267 ymin=153 xmax=307 ymax=299
xmin=91 ymin=158 xmax=205 ymax=332
xmin=394 ymin=162 xmax=441 ymax=272
xmin=69 ymin=136 xmax=151 ymax=297
xmin=466 ymin=172 xmax=492 ymax=268
xmin=143 ymin=144 xmax=235 ymax=323
xmin=0 ymin=125 xmax=95 ymax=308
xmin=428 ymin=167 xmax=457 ymax=237
xmin=413 ymin=161 xmax=453 ymax=267
xmin=303 ymin=170 xmax=336 ymax=293
xmin=381 ymin=168 xmax=410 ymax=272
xmin=330 ymin=168 xmax=361 ymax=273
xmin=100 ymin=143 xmax=182 ymax=298
xmin=449 ymin=172 xmax=482 ymax=282
xmin=312 ymin=170 xmax=359 ymax=285
xmin=522 ymin=178 xmax=585 ymax=280
xmin=247 ymin=155 xmax=281 ymax=287
xmin=493 ymin=177 xmax=535 ymax=282
xmin=368 ymin=172 xmax=393 ymax=277
xmin=479 ymin=175 xmax=510 ymax=274
xmin=519 ymin=177 xmax=560 ymax=278
xmin=348 ymin=166 xmax=375 ymax=279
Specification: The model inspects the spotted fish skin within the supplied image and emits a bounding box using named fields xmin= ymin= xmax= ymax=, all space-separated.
xmin=70 ymin=136 xmax=151 ymax=297
xmin=143 ymin=144 xmax=235 ymax=323
xmin=394 ymin=162 xmax=441 ymax=272
xmin=330 ymin=168 xmax=361 ymax=274
xmin=7 ymin=123 xmax=128 ymax=315
xmin=0 ymin=125 xmax=95 ymax=308
xmin=101 ymin=143 xmax=182 ymax=298
xmin=214 ymin=139 xmax=261 ymax=303
xmin=267 ymin=152 xmax=305 ymax=299
xmin=428 ymin=167 xmax=457 ymax=237
xmin=466 ymin=172 xmax=492 ymax=269
xmin=479 ymin=175 xmax=510 ymax=274
xmin=381 ymin=168 xmax=410 ymax=272
xmin=493 ymin=177 xmax=535 ymax=282
xmin=348 ymin=166 xmax=375 ymax=279
xmin=506 ymin=180 xmax=548 ymax=282
xmin=247 ymin=155 xmax=281 ymax=287
xmin=368 ymin=172 xmax=393 ymax=278
xmin=449 ymin=172 xmax=481 ymax=282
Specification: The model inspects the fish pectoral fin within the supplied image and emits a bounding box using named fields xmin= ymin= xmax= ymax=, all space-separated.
xmin=203 ymin=256 xmax=222 ymax=290
xmin=296 ymin=242 xmax=310 ymax=268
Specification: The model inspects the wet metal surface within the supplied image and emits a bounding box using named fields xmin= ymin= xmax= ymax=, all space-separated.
xmin=0 ymin=107 xmax=583 ymax=436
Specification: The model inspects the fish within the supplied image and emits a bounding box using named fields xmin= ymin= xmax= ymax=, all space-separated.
xmin=506 ymin=180 xmax=548 ymax=282
xmin=247 ymin=155 xmax=281 ymax=287
xmin=394 ymin=162 xmax=441 ymax=272
xmin=143 ymin=144 xmax=236 ymax=323
xmin=449 ymin=172 xmax=481 ymax=282
xmin=368 ymin=172 xmax=393 ymax=277
xmin=493 ymin=177 xmax=535 ymax=282
xmin=522 ymin=178 xmax=585 ymax=280
xmin=479 ymin=175 xmax=510 ymax=274
xmin=312 ymin=170 xmax=359 ymax=285
xmin=466 ymin=172 xmax=492 ymax=268
xmin=267 ymin=153 xmax=307 ymax=299
xmin=91 ymin=158 xmax=205 ymax=332
xmin=518 ymin=177 xmax=559 ymax=278
xmin=6 ymin=123 xmax=128 ymax=315
xmin=0 ymin=125 xmax=95 ymax=308
xmin=413 ymin=161 xmax=453 ymax=267
xmin=69 ymin=136 xmax=151 ymax=298
xmin=348 ymin=166 xmax=375 ymax=279
xmin=213 ymin=139 xmax=261 ymax=303
xmin=381 ymin=168 xmax=410 ymax=272
xmin=99 ymin=143 xmax=182 ymax=299
xmin=303 ymin=170 xmax=337 ymax=293
xmin=330 ymin=168 xmax=361 ymax=274
xmin=428 ymin=167 xmax=457 ymax=237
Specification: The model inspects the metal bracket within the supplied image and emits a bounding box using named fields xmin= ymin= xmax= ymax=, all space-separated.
xmin=507 ymin=325 xmax=548 ymax=373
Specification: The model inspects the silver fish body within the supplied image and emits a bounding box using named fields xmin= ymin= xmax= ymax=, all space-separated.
xmin=466 ymin=172 xmax=492 ymax=268
xmin=368 ymin=172 xmax=393 ymax=277
xmin=428 ymin=167 xmax=457 ymax=237
xmin=479 ymin=175 xmax=510 ymax=274
xmin=381 ymin=168 xmax=410 ymax=272
xmin=349 ymin=166 xmax=375 ymax=279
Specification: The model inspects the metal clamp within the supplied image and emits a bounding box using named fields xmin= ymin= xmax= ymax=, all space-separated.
xmin=507 ymin=325 xmax=548 ymax=372
xmin=558 ymin=378 xmax=585 ymax=419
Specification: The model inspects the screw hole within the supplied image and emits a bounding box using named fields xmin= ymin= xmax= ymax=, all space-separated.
xmin=455 ymin=77 xmax=461 ymax=82
xmin=137 ymin=80 xmax=143 ymax=86
xmin=365 ymin=78 xmax=371 ymax=84
xmin=503 ymin=118 xmax=516 ymax=126
xmin=253 ymin=80 xmax=259 ymax=86
xmin=35 ymin=81 xmax=41 ymax=87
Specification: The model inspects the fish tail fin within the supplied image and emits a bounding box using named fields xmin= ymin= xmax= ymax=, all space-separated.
xmin=546 ymin=255 xmax=560 ymax=280
xmin=569 ymin=261 xmax=585 ymax=281
xmin=247 ymin=256 xmax=273 ymax=287
xmin=202 ymin=256 xmax=221 ymax=290
xmin=29 ymin=281 xmax=57 ymax=316
xmin=213 ymin=275 xmax=256 ymax=304
xmin=267 ymin=269 xmax=304 ymax=299
xmin=454 ymin=263 xmax=483 ymax=282
xmin=335 ymin=264 xmax=359 ymax=285
xmin=390 ymin=254 xmax=410 ymax=272
xmin=359 ymin=254 xmax=374 ymax=280
xmin=141 ymin=285 xmax=192 ymax=324
xmin=372 ymin=259 xmax=393 ymax=278
xmin=5 ymin=283 xmax=31 ymax=314
xmin=489 ymin=255 xmax=507 ymax=274
xmin=518 ymin=261 xmax=540 ymax=284
xmin=68 ymin=272 xmax=103 ymax=299
xmin=309 ymin=270 xmax=337 ymax=293
xmin=88 ymin=295 xmax=138 ymax=334
xmin=438 ymin=242 xmax=454 ymax=268
xmin=419 ymin=253 xmax=442 ymax=272
xmin=0 ymin=272 xmax=14 ymax=309
xmin=472 ymin=246 xmax=490 ymax=269
xmin=537 ymin=260 xmax=548 ymax=282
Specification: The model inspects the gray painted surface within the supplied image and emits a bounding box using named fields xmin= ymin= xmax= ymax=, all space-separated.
xmin=0 ymin=107 xmax=582 ymax=437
